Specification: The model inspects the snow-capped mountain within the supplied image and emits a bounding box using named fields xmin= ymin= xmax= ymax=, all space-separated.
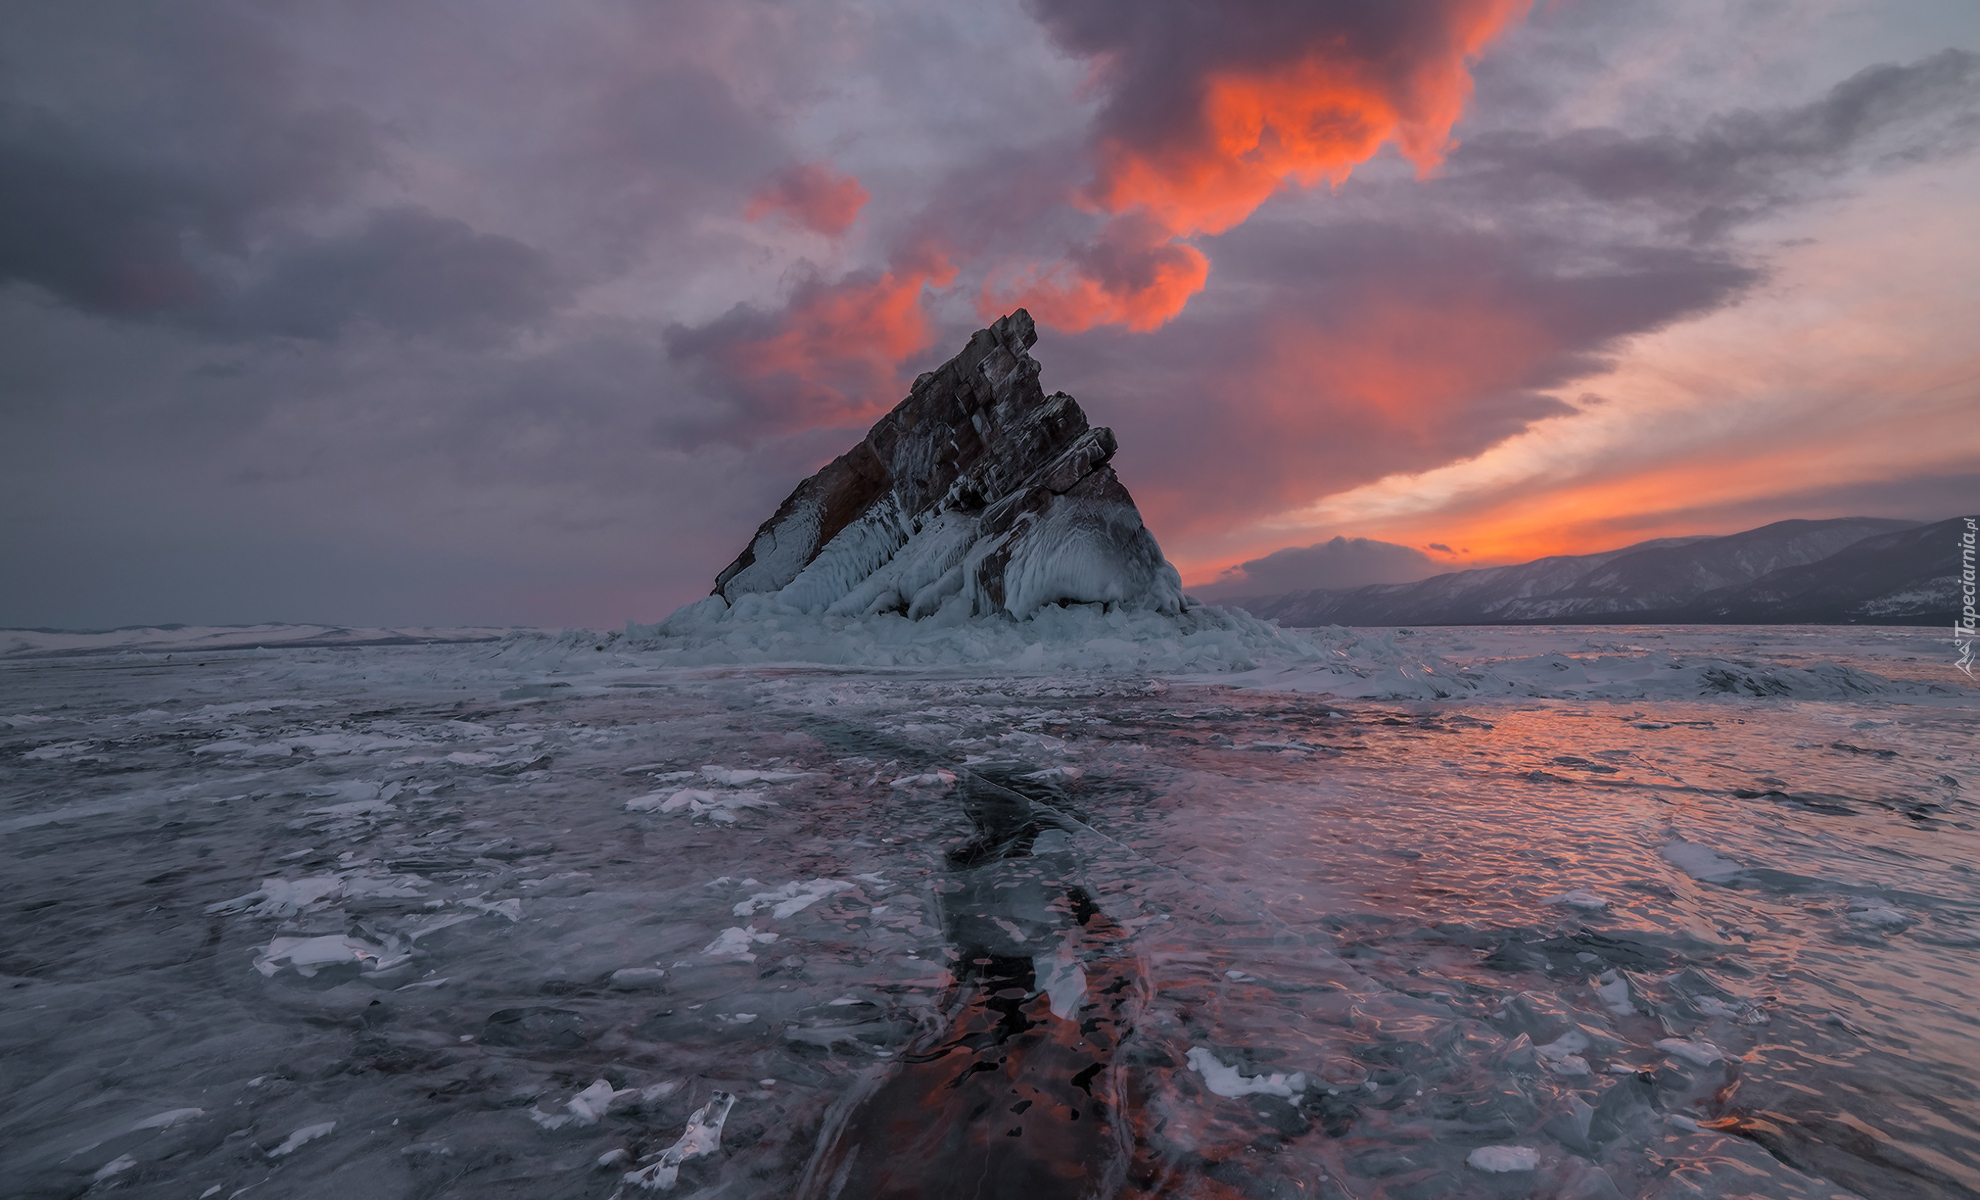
xmin=1225 ymin=516 xmax=1960 ymax=626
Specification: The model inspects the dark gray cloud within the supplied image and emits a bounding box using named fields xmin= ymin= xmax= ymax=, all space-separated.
xmin=0 ymin=18 xmax=373 ymax=317
xmin=1196 ymin=536 xmax=1443 ymax=600
xmin=223 ymin=208 xmax=565 ymax=341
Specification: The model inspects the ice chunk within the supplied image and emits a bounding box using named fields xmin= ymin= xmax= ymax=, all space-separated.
xmin=1661 ymin=840 xmax=1745 ymax=882
xmin=1656 ymin=1037 xmax=1724 ymax=1066
xmin=529 ymin=1079 xmax=633 ymax=1129
xmin=1034 ymin=951 xmax=1087 ymax=1020
xmin=1184 ymin=1047 xmax=1307 ymax=1099
xmin=704 ymin=927 xmax=779 ymax=962
xmin=1846 ymin=904 xmax=1911 ymax=928
xmin=341 ymin=871 xmax=429 ymax=901
xmin=93 ymin=1156 xmax=137 ymax=1182
xmin=267 ymin=1121 xmax=335 ymax=1157
xmin=1549 ymin=890 xmax=1609 ymax=910
xmin=464 ymin=896 xmax=523 ymax=922
xmin=610 ymin=967 xmax=668 ymax=989
xmin=132 ymin=1107 xmax=204 ymax=1131
xmin=306 ymin=798 xmax=397 ymax=817
xmin=1468 ymin=1145 xmax=1540 ymax=1172
xmin=1536 ymin=1032 xmax=1593 ymax=1076
xmin=624 ymin=1091 xmax=736 ymax=1191
xmin=889 ymin=771 xmax=955 ymax=790
xmin=634 ymin=788 xmax=777 ymax=822
xmin=1595 ymin=970 xmax=1636 ymax=1016
xmin=207 ymin=875 xmax=342 ymax=917
xmin=700 ymin=766 xmax=815 ymax=786
xmin=733 ymin=878 xmax=854 ymax=920
xmin=254 ymin=935 xmax=398 ymax=978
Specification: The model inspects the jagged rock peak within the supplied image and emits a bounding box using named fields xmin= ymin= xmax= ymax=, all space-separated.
xmin=702 ymin=309 xmax=1182 ymax=621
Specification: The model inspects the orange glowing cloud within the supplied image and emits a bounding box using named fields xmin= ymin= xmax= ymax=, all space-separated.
xmin=1092 ymin=2 xmax=1529 ymax=237
xmin=1132 ymin=290 xmax=1564 ymax=560
xmin=705 ymin=245 xmax=958 ymax=431
xmin=995 ymin=0 xmax=1529 ymax=333
xmin=745 ymin=162 xmax=870 ymax=237
xmin=982 ymin=216 xmax=1209 ymax=333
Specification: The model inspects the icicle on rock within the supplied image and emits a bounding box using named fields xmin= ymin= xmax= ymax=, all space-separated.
xmin=690 ymin=310 xmax=1183 ymax=623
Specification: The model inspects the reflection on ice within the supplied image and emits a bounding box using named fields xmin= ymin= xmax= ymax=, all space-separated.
xmin=0 ymin=623 xmax=1974 ymax=1198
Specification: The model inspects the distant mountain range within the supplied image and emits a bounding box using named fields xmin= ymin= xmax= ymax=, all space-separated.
xmin=1217 ymin=516 xmax=1967 ymax=627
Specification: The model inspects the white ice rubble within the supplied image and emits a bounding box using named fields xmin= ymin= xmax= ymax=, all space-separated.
xmin=591 ymin=606 xmax=1973 ymax=704
xmin=622 ymin=1091 xmax=735 ymax=1191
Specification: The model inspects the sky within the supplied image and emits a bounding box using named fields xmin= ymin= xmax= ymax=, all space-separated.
xmin=3 ymin=0 xmax=1976 ymax=630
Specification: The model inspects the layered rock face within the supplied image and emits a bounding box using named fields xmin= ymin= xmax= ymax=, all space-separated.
xmin=705 ymin=310 xmax=1181 ymax=621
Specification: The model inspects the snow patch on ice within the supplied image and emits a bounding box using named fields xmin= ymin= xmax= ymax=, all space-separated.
xmin=1184 ymin=1047 xmax=1307 ymax=1099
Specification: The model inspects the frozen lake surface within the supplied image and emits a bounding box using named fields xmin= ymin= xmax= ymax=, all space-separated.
xmin=2 ymin=624 xmax=1974 ymax=1199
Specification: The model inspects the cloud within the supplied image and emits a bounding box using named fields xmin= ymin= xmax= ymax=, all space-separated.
xmin=746 ymin=163 xmax=870 ymax=237
xmin=998 ymin=0 xmax=1532 ymax=330
xmin=1050 ymin=215 xmax=1754 ymax=563
xmin=0 ymin=11 xmax=374 ymax=318
xmin=666 ymin=243 xmax=958 ymax=443
xmin=224 ymin=208 xmax=565 ymax=341
xmin=1453 ymin=48 xmax=1980 ymax=237
xmin=1195 ymin=536 xmax=1443 ymax=598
